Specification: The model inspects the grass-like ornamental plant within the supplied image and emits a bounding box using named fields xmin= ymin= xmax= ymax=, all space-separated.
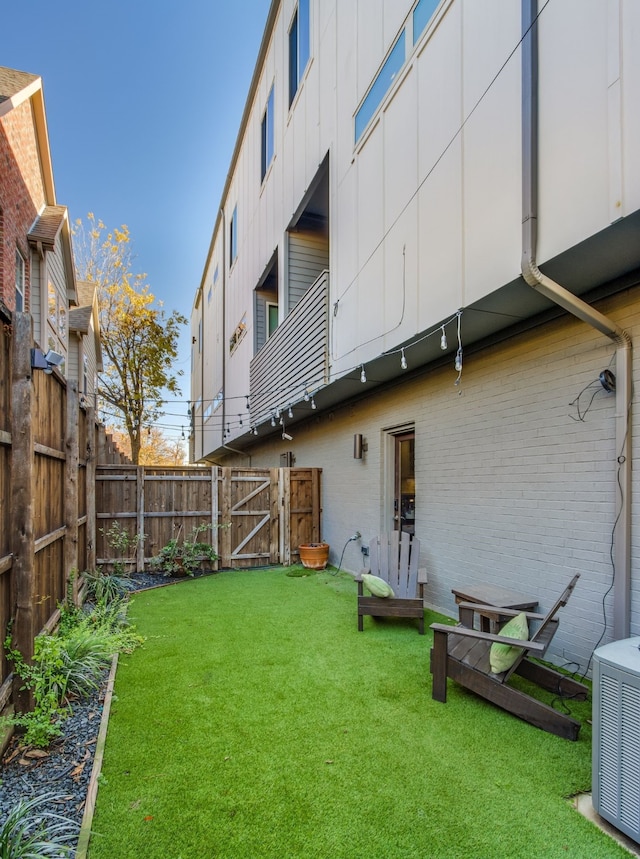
xmin=0 ymin=793 xmax=78 ymax=857
xmin=4 ymin=596 xmax=143 ymax=749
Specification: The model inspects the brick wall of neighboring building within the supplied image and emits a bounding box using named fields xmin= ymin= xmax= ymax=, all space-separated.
xmin=0 ymin=98 xmax=46 ymax=311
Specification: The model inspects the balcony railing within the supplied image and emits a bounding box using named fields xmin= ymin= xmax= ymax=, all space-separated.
xmin=250 ymin=270 xmax=329 ymax=426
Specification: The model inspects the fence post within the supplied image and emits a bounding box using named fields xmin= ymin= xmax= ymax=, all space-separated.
xmin=136 ymin=467 xmax=145 ymax=572
xmin=278 ymin=468 xmax=289 ymax=564
xmin=211 ymin=466 xmax=219 ymax=569
xmin=65 ymin=379 xmax=79 ymax=603
xmin=86 ymin=410 xmax=97 ymax=571
xmin=10 ymin=313 xmax=35 ymax=712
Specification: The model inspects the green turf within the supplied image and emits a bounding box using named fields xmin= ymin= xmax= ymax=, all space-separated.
xmin=88 ymin=568 xmax=627 ymax=859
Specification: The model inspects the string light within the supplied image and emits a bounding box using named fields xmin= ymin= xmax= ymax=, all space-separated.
xmin=400 ymin=348 xmax=407 ymax=370
xmin=360 ymin=364 xmax=367 ymax=383
xmin=270 ymin=412 xmax=276 ymax=427
xmin=303 ymin=388 xmax=310 ymax=402
xmin=238 ymin=414 xmax=243 ymax=427
xmin=288 ymin=404 xmax=293 ymax=418
xmin=440 ymin=326 xmax=447 ymax=350
xmin=311 ymin=396 xmax=316 ymax=410
xmin=252 ymin=425 xmax=258 ymax=435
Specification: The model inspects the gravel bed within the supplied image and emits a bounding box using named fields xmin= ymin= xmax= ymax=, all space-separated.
xmin=0 ymin=571 xmax=217 ymax=854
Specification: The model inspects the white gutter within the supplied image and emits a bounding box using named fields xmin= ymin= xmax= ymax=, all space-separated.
xmin=521 ymin=0 xmax=632 ymax=639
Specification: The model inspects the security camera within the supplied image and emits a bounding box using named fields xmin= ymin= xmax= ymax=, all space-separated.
xmin=44 ymin=350 xmax=64 ymax=367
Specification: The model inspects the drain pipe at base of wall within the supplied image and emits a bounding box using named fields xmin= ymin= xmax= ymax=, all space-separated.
xmin=521 ymin=0 xmax=632 ymax=641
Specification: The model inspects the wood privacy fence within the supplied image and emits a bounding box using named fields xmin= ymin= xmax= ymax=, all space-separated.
xmin=0 ymin=311 xmax=130 ymax=716
xmin=0 ymin=309 xmax=322 ymax=721
xmin=96 ymin=466 xmax=322 ymax=570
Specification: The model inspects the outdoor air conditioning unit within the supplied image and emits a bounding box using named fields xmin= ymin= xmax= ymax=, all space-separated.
xmin=592 ymin=636 xmax=640 ymax=844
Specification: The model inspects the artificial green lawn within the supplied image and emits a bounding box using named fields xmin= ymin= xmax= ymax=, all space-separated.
xmin=88 ymin=568 xmax=628 ymax=859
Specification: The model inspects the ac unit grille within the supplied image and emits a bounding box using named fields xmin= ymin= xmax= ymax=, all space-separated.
xmin=593 ymin=642 xmax=640 ymax=844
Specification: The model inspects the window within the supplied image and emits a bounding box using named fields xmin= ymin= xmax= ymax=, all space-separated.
xmin=267 ymin=302 xmax=278 ymax=338
xmin=355 ymin=30 xmax=406 ymax=142
xmin=289 ymin=0 xmax=310 ymax=106
xmin=229 ymin=314 xmax=247 ymax=353
xmin=15 ymin=250 xmax=25 ymax=311
xmin=261 ymin=85 xmax=275 ymax=181
xmin=229 ymin=205 xmax=238 ymax=266
xmin=413 ymin=0 xmax=440 ymax=43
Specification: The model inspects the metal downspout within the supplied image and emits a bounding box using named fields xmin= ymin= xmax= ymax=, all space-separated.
xmin=521 ymin=0 xmax=632 ymax=639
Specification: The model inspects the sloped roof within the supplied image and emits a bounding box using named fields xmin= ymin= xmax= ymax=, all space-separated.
xmin=0 ymin=66 xmax=40 ymax=116
xmin=69 ymin=304 xmax=92 ymax=334
xmin=0 ymin=66 xmax=38 ymax=102
xmin=28 ymin=205 xmax=67 ymax=252
xmin=69 ymin=281 xmax=97 ymax=334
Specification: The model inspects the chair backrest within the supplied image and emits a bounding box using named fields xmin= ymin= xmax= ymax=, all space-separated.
xmin=369 ymin=532 xmax=421 ymax=599
xmin=530 ymin=573 xmax=580 ymax=645
xmin=501 ymin=573 xmax=580 ymax=681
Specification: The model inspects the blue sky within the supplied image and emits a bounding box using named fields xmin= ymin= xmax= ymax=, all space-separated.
xmin=3 ymin=0 xmax=270 ymax=440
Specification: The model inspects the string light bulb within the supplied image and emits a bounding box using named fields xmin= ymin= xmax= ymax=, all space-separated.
xmin=440 ymin=326 xmax=447 ymax=351
xmin=303 ymin=388 xmax=310 ymax=402
xmin=400 ymin=348 xmax=407 ymax=370
xmin=455 ymin=348 xmax=463 ymax=373
xmin=360 ymin=364 xmax=367 ymax=383
xmin=252 ymin=425 xmax=258 ymax=436
xmin=288 ymin=404 xmax=293 ymax=418
xmin=311 ymin=396 xmax=317 ymax=410
xmin=270 ymin=413 xmax=276 ymax=427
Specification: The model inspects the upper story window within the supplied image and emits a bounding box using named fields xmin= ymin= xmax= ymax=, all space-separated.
xmin=413 ymin=0 xmax=440 ymax=43
xmin=355 ymin=30 xmax=405 ymax=143
xmin=229 ymin=205 xmax=238 ymax=266
xmin=261 ymin=84 xmax=275 ymax=182
xmin=15 ymin=249 xmax=25 ymax=311
xmin=289 ymin=0 xmax=310 ymax=107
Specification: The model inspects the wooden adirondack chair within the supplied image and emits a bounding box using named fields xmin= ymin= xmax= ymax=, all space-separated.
xmin=430 ymin=574 xmax=588 ymax=740
xmin=357 ymin=532 xmax=427 ymax=634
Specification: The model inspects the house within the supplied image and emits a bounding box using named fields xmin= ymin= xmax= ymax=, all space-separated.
xmin=0 ymin=66 xmax=78 ymax=371
xmin=190 ymin=0 xmax=640 ymax=670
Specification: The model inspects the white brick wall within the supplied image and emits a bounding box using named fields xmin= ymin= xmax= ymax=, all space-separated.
xmin=239 ymin=286 xmax=640 ymax=673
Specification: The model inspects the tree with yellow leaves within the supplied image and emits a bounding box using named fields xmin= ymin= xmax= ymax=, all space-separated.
xmin=74 ymin=214 xmax=186 ymax=464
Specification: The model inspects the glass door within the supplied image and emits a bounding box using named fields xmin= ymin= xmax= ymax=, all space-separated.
xmin=394 ymin=432 xmax=415 ymax=534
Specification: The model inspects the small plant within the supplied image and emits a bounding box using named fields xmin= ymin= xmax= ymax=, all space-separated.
xmin=82 ymin=568 xmax=131 ymax=604
xmin=0 ymin=793 xmax=78 ymax=857
xmin=151 ymin=523 xmax=219 ymax=576
xmin=4 ymin=596 xmax=143 ymax=749
xmin=100 ymin=521 xmax=145 ymax=577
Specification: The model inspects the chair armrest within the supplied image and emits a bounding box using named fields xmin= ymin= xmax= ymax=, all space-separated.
xmin=429 ymin=622 xmax=547 ymax=653
xmin=455 ymin=602 xmax=546 ymax=622
xmin=418 ymin=567 xmax=428 ymax=584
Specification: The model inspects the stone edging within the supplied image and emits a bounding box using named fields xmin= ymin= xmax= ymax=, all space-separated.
xmin=75 ymin=652 xmax=119 ymax=858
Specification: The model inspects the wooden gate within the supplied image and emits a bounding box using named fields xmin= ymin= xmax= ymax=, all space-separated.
xmin=217 ymin=467 xmax=322 ymax=568
xmin=96 ymin=466 xmax=322 ymax=570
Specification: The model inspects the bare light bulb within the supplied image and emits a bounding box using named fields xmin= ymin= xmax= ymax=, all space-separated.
xmin=440 ymin=327 xmax=447 ymax=350
xmin=311 ymin=396 xmax=316 ymax=410
xmin=360 ymin=365 xmax=367 ymax=383
xmin=455 ymin=349 xmax=463 ymax=373
xmin=400 ymin=349 xmax=407 ymax=370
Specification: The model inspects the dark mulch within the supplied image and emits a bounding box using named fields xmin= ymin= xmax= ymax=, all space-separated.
xmin=0 ymin=571 xmax=215 ymax=854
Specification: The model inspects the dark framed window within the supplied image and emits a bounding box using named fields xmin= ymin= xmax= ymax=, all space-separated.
xmin=229 ymin=205 xmax=238 ymax=266
xmin=261 ymin=85 xmax=275 ymax=181
xmin=288 ymin=0 xmax=310 ymax=107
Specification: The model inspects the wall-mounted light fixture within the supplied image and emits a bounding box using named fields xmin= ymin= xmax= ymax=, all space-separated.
xmin=354 ymin=433 xmax=368 ymax=459
xmin=31 ymin=348 xmax=64 ymax=374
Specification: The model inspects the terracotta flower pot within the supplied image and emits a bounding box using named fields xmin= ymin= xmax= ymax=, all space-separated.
xmin=299 ymin=542 xmax=330 ymax=570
